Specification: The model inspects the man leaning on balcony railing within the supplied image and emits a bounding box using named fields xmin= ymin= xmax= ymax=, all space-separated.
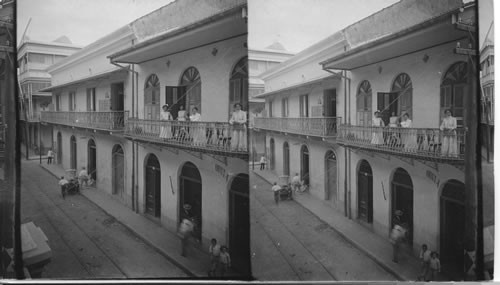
xmin=229 ymin=103 xmax=247 ymax=151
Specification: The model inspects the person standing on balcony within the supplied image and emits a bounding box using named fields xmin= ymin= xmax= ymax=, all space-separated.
xmin=159 ymin=104 xmax=173 ymax=140
xmin=440 ymin=109 xmax=458 ymax=157
xmin=175 ymin=105 xmax=187 ymax=140
xmin=47 ymin=149 xmax=54 ymax=164
xmin=189 ymin=107 xmax=204 ymax=146
xmin=371 ymin=110 xmax=385 ymax=145
xmin=400 ymin=112 xmax=418 ymax=152
xmin=229 ymin=103 xmax=247 ymax=151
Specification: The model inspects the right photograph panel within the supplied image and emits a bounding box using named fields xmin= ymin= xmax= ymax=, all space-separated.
xmin=248 ymin=0 xmax=493 ymax=281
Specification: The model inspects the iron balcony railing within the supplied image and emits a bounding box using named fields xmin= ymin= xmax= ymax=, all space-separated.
xmin=254 ymin=117 xmax=341 ymax=137
xmin=125 ymin=118 xmax=248 ymax=157
xmin=41 ymin=111 xmax=129 ymax=131
xmin=337 ymin=125 xmax=466 ymax=162
xmin=20 ymin=112 xmax=41 ymax=122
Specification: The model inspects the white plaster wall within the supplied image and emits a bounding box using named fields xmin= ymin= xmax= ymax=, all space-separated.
xmin=136 ymin=144 xmax=248 ymax=246
xmin=348 ymin=151 xmax=464 ymax=254
xmin=135 ymin=35 xmax=247 ymax=121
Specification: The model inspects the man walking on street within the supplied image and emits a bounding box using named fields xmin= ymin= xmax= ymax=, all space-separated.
xmin=47 ymin=149 xmax=54 ymax=164
xmin=390 ymin=222 xmax=406 ymax=263
xmin=418 ymin=244 xmax=431 ymax=280
xmin=259 ymin=156 xmax=266 ymax=170
xmin=291 ymin=173 xmax=301 ymax=192
xmin=208 ymin=238 xmax=221 ymax=277
xmin=78 ymin=167 xmax=89 ymax=187
xmin=59 ymin=176 xmax=69 ymax=199
xmin=178 ymin=218 xmax=194 ymax=257
xmin=272 ymin=182 xmax=281 ymax=205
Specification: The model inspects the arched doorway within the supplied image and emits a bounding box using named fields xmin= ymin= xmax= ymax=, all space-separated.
xmin=180 ymin=67 xmax=201 ymax=114
xmin=300 ymin=145 xmax=310 ymax=186
xmin=179 ymin=162 xmax=202 ymax=241
xmin=87 ymin=139 xmax=97 ymax=184
xmin=269 ymin=138 xmax=275 ymax=170
xmin=56 ymin=132 xmax=62 ymax=164
xmin=229 ymin=57 xmax=248 ymax=113
xmin=145 ymin=154 xmax=161 ymax=217
xmin=391 ymin=168 xmax=414 ymax=244
xmin=378 ymin=73 xmax=412 ymax=125
xmin=70 ymin=135 xmax=77 ymax=170
xmin=357 ymin=160 xmax=373 ymax=223
xmin=356 ymin=80 xmax=372 ymax=126
xmin=283 ymin=142 xmax=290 ymax=176
xmin=144 ymin=74 xmax=160 ymax=120
xmin=229 ymin=173 xmax=251 ymax=276
xmin=440 ymin=61 xmax=467 ymax=127
xmin=325 ymin=150 xmax=337 ymax=201
xmin=440 ymin=180 xmax=465 ymax=275
xmin=112 ymin=145 xmax=125 ymax=197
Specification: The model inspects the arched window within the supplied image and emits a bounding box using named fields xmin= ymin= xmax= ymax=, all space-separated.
xmin=144 ymin=74 xmax=160 ymax=120
xmin=179 ymin=162 xmax=202 ymax=240
xmin=325 ymin=150 xmax=337 ymax=201
xmin=180 ymin=67 xmax=201 ymax=114
xmin=391 ymin=73 xmax=413 ymax=118
xmin=112 ymin=145 xmax=125 ymax=196
xmin=440 ymin=179 xmax=465 ymax=271
xmin=357 ymin=80 xmax=372 ymax=125
xmin=441 ymin=62 xmax=468 ymax=127
xmin=357 ymin=160 xmax=373 ymax=223
xmin=269 ymin=138 xmax=275 ymax=170
xmin=87 ymin=139 xmax=97 ymax=183
xmin=283 ymin=142 xmax=290 ymax=176
xmin=391 ymin=168 xmax=413 ymax=244
xmin=300 ymin=145 xmax=310 ymax=185
xmin=229 ymin=57 xmax=248 ymax=113
xmin=145 ymin=154 xmax=161 ymax=217
xmin=70 ymin=135 xmax=77 ymax=170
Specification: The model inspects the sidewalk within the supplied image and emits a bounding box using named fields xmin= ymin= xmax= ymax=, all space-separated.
xmin=253 ymin=169 xmax=447 ymax=281
xmin=38 ymin=162 xmax=236 ymax=279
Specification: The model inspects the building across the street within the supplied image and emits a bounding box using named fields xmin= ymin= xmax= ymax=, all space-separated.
xmin=254 ymin=0 xmax=481 ymax=278
xmin=40 ymin=0 xmax=251 ymax=278
xmin=480 ymin=20 xmax=494 ymax=160
xmin=17 ymin=36 xmax=81 ymax=158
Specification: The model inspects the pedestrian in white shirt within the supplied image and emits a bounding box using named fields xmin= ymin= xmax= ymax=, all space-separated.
xmin=291 ymin=173 xmax=301 ymax=192
xmin=59 ymin=176 xmax=69 ymax=199
xmin=78 ymin=167 xmax=89 ymax=187
xmin=208 ymin=238 xmax=221 ymax=277
xmin=219 ymin=246 xmax=231 ymax=277
xmin=259 ymin=156 xmax=266 ymax=170
xmin=272 ymin=182 xmax=281 ymax=205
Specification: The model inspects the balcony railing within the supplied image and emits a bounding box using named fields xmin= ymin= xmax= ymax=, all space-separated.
xmin=41 ymin=111 xmax=129 ymax=131
xmin=125 ymin=118 xmax=248 ymax=157
xmin=254 ymin=117 xmax=341 ymax=137
xmin=337 ymin=125 xmax=466 ymax=162
xmin=20 ymin=112 xmax=41 ymax=122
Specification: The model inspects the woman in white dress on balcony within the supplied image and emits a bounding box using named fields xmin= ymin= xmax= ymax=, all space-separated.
xmin=189 ymin=107 xmax=205 ymax=146
xmin=400 ymin=112 xmax=418 ymax=152
xmin=440 ymin=109 xmax=458 ymax=157
xmin=371 ymin=111 xmax=385 ymax=145
xmin=159 ymin=104 xmax=173 ymax=140
xmin=229 ymin=103 xmax=247 ymax=151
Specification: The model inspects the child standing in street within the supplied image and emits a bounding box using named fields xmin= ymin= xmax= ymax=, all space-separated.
xmin=219 ymin=246 xmax=231 ymax=277
xmin=429 ymin=251 xmax=441 ymax=281
xmin=208 ymin=238 xmax=221 ymax=277
xmin=418 ymin=244 xmax=431 ymax=281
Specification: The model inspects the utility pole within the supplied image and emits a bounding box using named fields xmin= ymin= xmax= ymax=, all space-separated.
xmin=454 ymin=5 xmax=483 ymax=280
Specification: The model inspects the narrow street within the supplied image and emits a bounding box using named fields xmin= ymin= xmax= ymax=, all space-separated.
xmin=20 ymin=160 xmax=188 ymax=279
xmin=250 ymin=172 xmax=397 ymax=281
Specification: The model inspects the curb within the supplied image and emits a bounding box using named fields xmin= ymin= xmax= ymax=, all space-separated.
xmin=252 ymin=170 xmax=406 ymax=281
xmin=38 ymin=164 xmax=199 ymax=278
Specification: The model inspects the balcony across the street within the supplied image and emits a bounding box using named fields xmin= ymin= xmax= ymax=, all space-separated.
xmin=125 ymin=118 xmax=248 ymax=158
xmin=254 ymin=117 xmax=340 ymax=138
xmin=41 ymin=111 xmax=128 ymax=131
xmin=337 ymin=125 xmax=466 ymax=163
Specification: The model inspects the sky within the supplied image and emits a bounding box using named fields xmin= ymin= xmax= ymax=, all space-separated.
xmin=17 ymin=0 xmax=174 ymax=46
xmin=478 ymin=0 xmax=494 ymax=46
xmin=249 ymin=0 xmax=400 ymax=53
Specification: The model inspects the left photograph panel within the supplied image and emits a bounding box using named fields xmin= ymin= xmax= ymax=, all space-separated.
xmin=10 ymin=0 xmax=250 ymax=279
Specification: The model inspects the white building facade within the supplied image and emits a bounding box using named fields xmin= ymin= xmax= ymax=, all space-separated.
xmin=41 ymin=0 xmax=250 ymax=277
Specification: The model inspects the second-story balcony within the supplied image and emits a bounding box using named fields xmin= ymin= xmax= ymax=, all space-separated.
xmin=20 ymin=112 xmax=41 ymax=122
xmin=41 ymin=111 xmax=128 ymax=132
xmin=337 ymin=125 xmax=466 ymax=163
xmin=253 ymin=117 xmax=340 ymax=138
xmin=124 ymin=118 xmax=248 ymax=159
